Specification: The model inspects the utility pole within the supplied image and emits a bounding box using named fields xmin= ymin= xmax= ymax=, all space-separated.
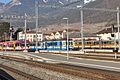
xmin=23 ymin=13 xmax=28 ymax=52
xmin=77 ymin=5 xmax=84 ymax=53
xmin=80 ymin=7 xmax=84 ymax=53
xmin=117 ymin=7 xmax=120 ymax=51
xmin=63 ymin=18 xmax=69 ymax=60
xmin=10 ymin=19 xmax=12 ymax=41
xmin=35 ymin=1 xmax=39 ymax=53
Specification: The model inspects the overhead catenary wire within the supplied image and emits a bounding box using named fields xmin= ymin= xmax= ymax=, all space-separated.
xmin=38 ymin=4 xmax=118 ymax=12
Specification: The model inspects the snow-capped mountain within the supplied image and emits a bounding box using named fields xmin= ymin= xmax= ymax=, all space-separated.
xmin=0 ymin=2 xmax=4 ymax=13
xmin=1 ymin=0 xmax=84 ymax=27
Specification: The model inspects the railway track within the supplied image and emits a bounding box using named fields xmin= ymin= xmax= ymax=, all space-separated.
xmin=0 ymin=55 xmax=120 ymax=80
xmin=39 ymin=51 xmax=120 ymax=61
xmin=0 ymin=62 xmax=43 ymax=80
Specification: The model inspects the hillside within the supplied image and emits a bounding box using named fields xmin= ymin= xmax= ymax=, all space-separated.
xmin=0 ymin=0 xmax=84 ymax=27
xmin=1 ymin=0 xmax=120 ymax=34
xmin=52 ymin=0 xmax=120 ymax=25
xmin=83 ymin=0 xmax=120 ymax=25
xmin=42 ymin=0 xmax=120 ymax=34
xmin=0 ymin=2 xmax=4 ymax=6
xmin=0 ymin=2 xmax=4 ymax=12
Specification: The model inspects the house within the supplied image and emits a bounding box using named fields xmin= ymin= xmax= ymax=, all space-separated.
xmin=18 ymin=31 xmax=43 ymax=42
xmin=43 ymin=33 xmax=51 ymax=40
xmin=54 ymin=31 xmax=65 ymax=39
xmin=96 ymin=27 xmax=118 ymax=40
xmin=43 ymin=29 xmax=82 ymax=40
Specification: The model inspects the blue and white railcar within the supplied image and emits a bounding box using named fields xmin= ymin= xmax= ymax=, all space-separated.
xmin=45 ymin=39 xmax=73 ymax=50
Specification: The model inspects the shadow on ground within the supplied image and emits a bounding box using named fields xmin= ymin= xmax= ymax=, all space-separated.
xmin=0 ymin=69 xmax=15 ymax=80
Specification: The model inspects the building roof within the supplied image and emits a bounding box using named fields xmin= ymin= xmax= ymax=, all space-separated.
xmin=43 ymin=33 xmax=51 ymax=35
xmin=51 ymin=32 xmax=56 ymax=35
xmin=57 ymin=31 xmax=63 ymax=34
xmin=96 ymin=27 xmax=118 ymax=34
xmin=21 ymin=31 xmax=42 ymax=34
xmin=63 ymin=29 xmax=80 ymax=32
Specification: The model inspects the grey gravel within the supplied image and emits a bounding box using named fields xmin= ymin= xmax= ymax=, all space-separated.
xmin=0 ymin=58 xmax=88 ymax=80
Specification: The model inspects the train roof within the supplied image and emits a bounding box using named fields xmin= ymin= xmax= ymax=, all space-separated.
xmin=0 ymin=39 xmax=29 ymax=45
xmin=43 ymin=38 xmax=73 ymax=41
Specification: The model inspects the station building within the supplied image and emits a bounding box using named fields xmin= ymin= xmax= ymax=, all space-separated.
xmin=43 ymin=29 xmax=80 ymax=40
xmin=96 ymin=27 xmax=118 ymax=41
xmin=17 ymin=31 xmax=43 ymax=42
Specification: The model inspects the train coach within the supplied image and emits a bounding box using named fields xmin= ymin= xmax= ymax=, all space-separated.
xmin=28 ymin=39 xmax=73 ymax=51
xmin=0 ymin=40 xmax=30 ymax=51
xmin=44 ymin=39 xmax=73 ymax=50
xmin=72 ymin=39 xmax=118 ymax=50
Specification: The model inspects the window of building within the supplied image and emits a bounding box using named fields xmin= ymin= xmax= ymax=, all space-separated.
xmin=30 ymin=35 xmax=32 ymax=37
xmin=33 ymin=35 xmax=36 ymax=38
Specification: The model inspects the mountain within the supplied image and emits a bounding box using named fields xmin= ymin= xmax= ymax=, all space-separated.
xmin=39 ymin=0 xmax=120 ymax=34
xmin=3 ymin=0 xmax=82 ymax=15
xmin=82 ymin=0 xmax=120 ymax=25
xmin=0 ymin=2 xmax=4 ymax=12
xmin=1 ymin=0 xmax=84 ymax=27
xmin=0 ymin=2 xmax=4 ymax=6
xmin=2 ymin=0 xmax=120 ymax=34
xmin=53 ymin=0 xmax=120 ymax=25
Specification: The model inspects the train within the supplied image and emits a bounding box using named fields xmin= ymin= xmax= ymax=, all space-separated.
xmin=0 ymin=38 xmax=118 ymax=51
xmin=29 ymin=39 xmax=73 ymax=51
xmin=73 ymin=39 xmax=117 ymax=50
xmin=0 ymin=40 xmax=30 ymax=51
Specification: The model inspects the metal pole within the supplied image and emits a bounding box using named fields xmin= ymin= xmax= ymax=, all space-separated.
xmin=66 ymin=19 xmax=69 ymax=60
xmin=115 ymin=53 xmax=117 ymax=59
xmin=117 ymin=7 xmax=120 ymax=51
xmin=10 ymin=19 xmax=12 ymax=41
xmin=114 ymin=31 xmax=116 ymax=50
xmin=35 ymin=1 xmax=39 ymax=53
xmin=23 ymin=13 xmax=27 ymax=52
xmin=80 ymin=7 xmax=84 ymax=52
xmin=63 ymin=18 xmax=69 ymax=60
xmin=4 ymin=32 xmax=6 ymax=52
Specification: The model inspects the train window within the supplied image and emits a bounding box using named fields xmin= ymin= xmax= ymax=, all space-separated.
xmin=3 ymin=45 xmax=6 ymax=47
xmin=52 ymin=42 xmax=57 ymax=46
xmin=60 ymin=42 xmax=62 ymax=46
xmin=86 ymin=42 xmax=89 ymax=44
xmin=70 ymin=42 xmax=73 ymax=45
xmin=104 ymin=42 xmax=107 ymax=44
xmin=11 ymin=45 xmax=13 ymax=47
xmin=69 ymin=42 xmax=71 ymax=45
xmin=84 ymin=42 xmax=87 ymax=45
xmin=30 ymin=43 xmax=35 ymax=46
xmin=16 ymin=44 xmax=18 ymax=46
xmin=63 ymin=42 xmax=66 ymax=45
xmin=79 ymin=42 xmax=82 ymax=44
xmin=94 ymin=41 xmax=99 ymax=44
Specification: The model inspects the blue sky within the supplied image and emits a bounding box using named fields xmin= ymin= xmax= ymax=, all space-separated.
xmin=0 ymin=0 xmax=11 ymax=4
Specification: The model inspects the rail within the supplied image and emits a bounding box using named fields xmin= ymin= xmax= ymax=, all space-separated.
xmin=0 ymin=63 xmax=43 ymax=80
xmin=0 ymin=55 xmax=120 ymax=80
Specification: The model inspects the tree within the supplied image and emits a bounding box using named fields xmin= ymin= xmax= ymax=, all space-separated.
xmin=0 ymin=22 xmax=10 ymax=41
